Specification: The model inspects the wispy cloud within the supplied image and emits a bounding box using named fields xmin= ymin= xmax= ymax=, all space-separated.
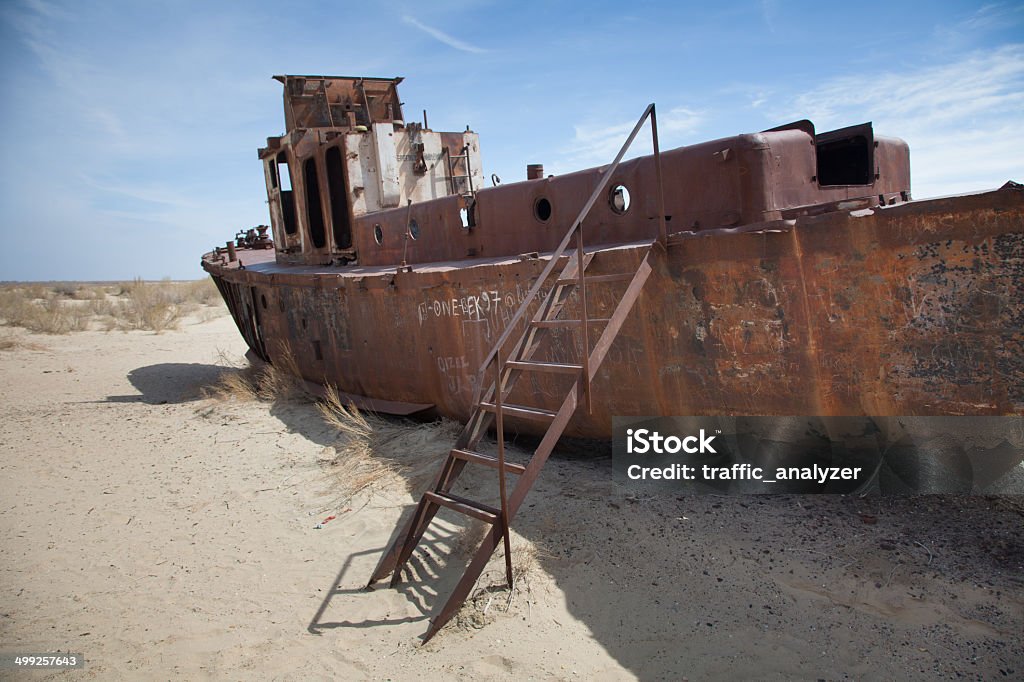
xmin=554 ymin=106 xmax=704 ymax=172
xmin=775 ymin=45 xmax=1024 ymax=197
xmin=402 ymin=15 xmax=487 ymax=54
xmin=960 ymin=2 xmax=1024 ymax=32
xmin=761 ymin=0 xmax=778 ymax=34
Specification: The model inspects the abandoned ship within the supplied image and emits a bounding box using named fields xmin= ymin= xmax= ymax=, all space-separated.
xmin=201 ymin=74 xmax=1023 ymax=640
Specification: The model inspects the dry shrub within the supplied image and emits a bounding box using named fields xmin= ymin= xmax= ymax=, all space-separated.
xmin=69 ymin=285 xmax=108 ymax=301
xmin=87 ymin=296 xmax=118 ymax=318
xmin=206 ymin=345 xmax=308 ymax=403
xmin=21 ymin=284 xmax=53 ymax=301
xmin=316 ymin=387 xmax=403 ymax=506
xmin=180 ymin=278 xmax=221 ymax=306
xmin=108 ymin=278 xmax=222 ymax=332
xmin=118 ymin=278 xmax=183 ymax=332
xmin=317 ymin=384 xmax=458 ymax=504
xmin=0 ymin=279 xmax=225 ymax=334
xmin=0 ymin=292 xmax=90 ymax=334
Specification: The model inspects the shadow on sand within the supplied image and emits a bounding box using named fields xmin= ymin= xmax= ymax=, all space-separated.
xmin=126 ymin=360 xmax=1024 ymax=679
xmin=111 ymin=362 xmax=229 ymax=404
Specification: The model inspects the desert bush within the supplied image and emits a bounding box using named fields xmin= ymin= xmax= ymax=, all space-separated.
xmin=21 ymin=284 xmax=54 ymax=301
xmin=86 ymin=296 xmax=118 ymax=318
xmin=70 ymin=285 xmax=107 ymax=300
xmin=0 ymin=278 xmax=224 ymax=334
xmin=206 ymin=345 xmax=308 ymax=403
xmin=0 ymin=295 xmax=90 ymax=334
xmin=181 ymin=278 xmax=220 ymax=306
xmin=118 ymin=278 xmax=183 ymax=333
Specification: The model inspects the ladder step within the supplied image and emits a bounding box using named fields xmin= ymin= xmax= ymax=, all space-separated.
xmin=531 ymin=318 xmax=610 ymax=328
xmin=479 ymin=401 xmax=558 ymax=421
xmin=424 ymin=491 xmax=500 ymax=524
xmin=451 ymin=448 xmax=527 ymax=475
xmin=506 ymin=360 xmax=583 ymax=375
xmin=555 ymin=272 xmax=634 ymax=286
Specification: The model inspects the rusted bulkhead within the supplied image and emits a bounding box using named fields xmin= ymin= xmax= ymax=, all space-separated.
xmin=202 ymin=74 xmax=1023 ymax=436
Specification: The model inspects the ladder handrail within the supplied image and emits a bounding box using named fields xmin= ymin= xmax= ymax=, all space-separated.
xmin=472 ymin=102 xmax=662 ymax=403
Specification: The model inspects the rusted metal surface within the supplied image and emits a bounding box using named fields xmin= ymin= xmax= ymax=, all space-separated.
xmin=206 ymin=183 xmax=1024 ymax=435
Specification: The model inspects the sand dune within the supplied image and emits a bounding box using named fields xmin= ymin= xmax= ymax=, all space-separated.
xmin=1 ymin=312 xmax=1021 ymax=679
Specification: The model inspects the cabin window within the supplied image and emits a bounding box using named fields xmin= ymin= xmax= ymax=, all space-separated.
xmin=325 ymin=147 xmax=352 ymax=249
xmin=534 ymin=197 xmax=552 ymax=222
xmin=374 ymin=224 xmax=383 ymax=244
xmin=408 ymin=218 xmax=420 ymax=240
xmin=816 ymin=134 xmax=871 ymax=186
xmin=609 ymin=185 xmax=631 ymax=214
xmin=303 ymin=158 xmax=327 ymax=249
xmin=277 ymin=152 xmax=298 ymax=236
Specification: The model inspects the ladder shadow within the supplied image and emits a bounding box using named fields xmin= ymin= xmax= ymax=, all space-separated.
xmin=308 ymin=520 xmax=466 ymax=634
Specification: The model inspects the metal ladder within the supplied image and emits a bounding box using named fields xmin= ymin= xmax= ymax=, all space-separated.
xmin=368 ymin=104 xmax=668 ymax=642
xmin=445 ymin=144 xmax=475 ymax=199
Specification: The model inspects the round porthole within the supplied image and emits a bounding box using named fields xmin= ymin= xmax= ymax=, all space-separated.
xmin=373 ymin=224 xmax=383 ymax=245
xmin=534 ymin=197 xmax=552 ymax=222
xmin=409 ymin=218 xmax=420 ymax=240
xmin=609 ymin=184 xmax=631 ymax=214
xmin=260 ymin=294 xmax=268 ymax=310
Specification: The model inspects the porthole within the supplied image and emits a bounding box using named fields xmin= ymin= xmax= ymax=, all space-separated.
xmin=409 ymin=218 xmax=420 ymax=240
xmin=373 ymin=224 xmax=383 ymax=245
xmin=534 ymin=197 xmax=552 ymax=222
xmin=260 ymin=294 xmax=268 ymax=310
xmin=609 ymin=184 xmax=631 ymax=214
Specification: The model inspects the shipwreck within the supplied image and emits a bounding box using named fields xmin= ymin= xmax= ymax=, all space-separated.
xmin=202 ymin=74 xmax=1023 ymax=640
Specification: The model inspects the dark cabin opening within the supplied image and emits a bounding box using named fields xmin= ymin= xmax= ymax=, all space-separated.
xmin=816 ymin=134 xmax=871 ymax=186
xmin=277 ymin=152 xmax=298 ymax=235
xmin=303 ymin=158 xmax=327 ymax=249
xmin=325 ymin=147 xmax=352 ymax=249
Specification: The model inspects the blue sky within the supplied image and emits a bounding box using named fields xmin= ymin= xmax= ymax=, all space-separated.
xmin=1 ymin=0 xmax=1022 ymax=281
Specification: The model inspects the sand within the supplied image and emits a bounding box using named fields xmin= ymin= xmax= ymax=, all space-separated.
xmin=0 ymin=312 xmax=1022 ymax=680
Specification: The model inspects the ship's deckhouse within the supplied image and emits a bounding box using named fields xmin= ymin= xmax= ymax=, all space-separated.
xmin=258 ymin=74 xmax=484 ymax=266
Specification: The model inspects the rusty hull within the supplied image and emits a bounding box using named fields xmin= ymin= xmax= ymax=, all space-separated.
xmin=204 ymin=184 xmax=1024 ymax=436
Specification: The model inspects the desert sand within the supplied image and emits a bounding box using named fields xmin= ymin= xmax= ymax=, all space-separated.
xmin=1 ymin=307 xmax=1022 ymax=680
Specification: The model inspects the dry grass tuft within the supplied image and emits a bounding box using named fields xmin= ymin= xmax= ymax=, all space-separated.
xmin=316 ymin=384 xmax=459 ymax=506
xmin=0 ymin=334 xmax=46 ymax=352
xmin=206 ymin=345 xmax=309 ymax=404
xmin=318 ymin=385 xmax=373 ymax=438
xmin=455 ymin=539 xmax=546 ymax=631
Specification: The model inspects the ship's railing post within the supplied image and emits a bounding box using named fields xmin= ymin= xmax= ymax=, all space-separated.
xmin=651 ymin=104 xmax=668 ymax=246
xmin=494 ymin=348 xmax=513 ymax=587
